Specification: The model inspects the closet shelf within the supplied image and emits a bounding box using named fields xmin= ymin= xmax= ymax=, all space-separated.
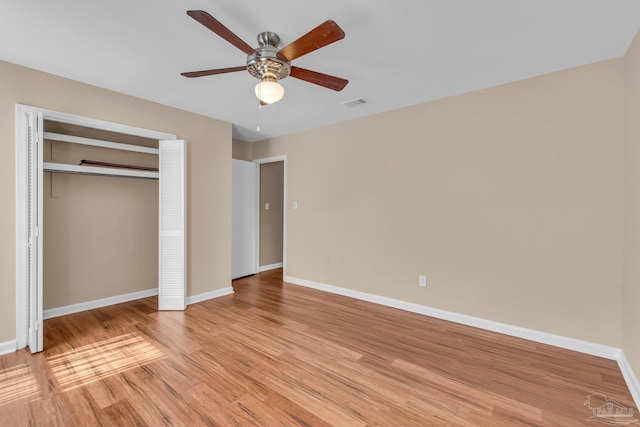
xmin=43 ymin=162 xmax=159 ymax=179
xmin=44 ymin=132 xmax=159 ymax=154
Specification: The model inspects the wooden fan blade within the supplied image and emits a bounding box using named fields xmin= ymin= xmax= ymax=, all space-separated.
xmin=290 ymin=66 xmax=348 ymax=91
xmin=181 ymin=66 xmax=246 ymax=78
xmin=278 ymin=20 xmax=345 ymax=61
xmin=186 ymin=10 xmax=256 ymax=55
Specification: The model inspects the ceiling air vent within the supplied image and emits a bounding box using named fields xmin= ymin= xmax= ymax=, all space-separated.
xmin=342 ymin=98 xmax=368 ymax=108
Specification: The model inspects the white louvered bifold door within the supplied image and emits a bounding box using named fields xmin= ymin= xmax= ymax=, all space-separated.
xmin=28 ymin=111 xmax=43 ymax=353
xmin=158 ymin=140 xmax=186 ymax=310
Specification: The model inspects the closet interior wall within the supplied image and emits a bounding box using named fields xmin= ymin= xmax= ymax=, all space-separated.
xmin=43 ymin=121 xmax=159 ymax=311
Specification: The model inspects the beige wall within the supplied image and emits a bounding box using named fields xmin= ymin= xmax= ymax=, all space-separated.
xmin=43 ymin=125 xmax=159 ymax=309
xmin=624 ymin=30 xmax=640 ymax=377
xmin=260 ymin=161 xmax=284 ymax=266
xmin=0 ymin=60 xmax=232 ymax=344
xmin=253 ymin=58 xmax=625 ymax=348
xmin=44 ymin=173 xmax=158 ymax=309
xmin=232 ymin=138 xmax=253 ymax=160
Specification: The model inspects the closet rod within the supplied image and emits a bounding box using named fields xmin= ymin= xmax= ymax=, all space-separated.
xmin=79 ymin=160 xmax=159 ymax=172
xmin=43 ymin=162 xmax=159 ymax=179
xmin=44 ymin=132 xmax=159 ymax=155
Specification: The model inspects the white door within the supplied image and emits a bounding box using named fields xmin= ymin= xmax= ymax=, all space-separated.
xmin=159 ymin=140 xmax=187 ymax=310
xmin=28 ymin=111 xmax=44 ymax=353
xmin=232 ymin=159 xmax=258 ymax=279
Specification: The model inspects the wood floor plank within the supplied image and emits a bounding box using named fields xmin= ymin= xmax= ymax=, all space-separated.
xmin=97 ymin=398 xmax=148 ymax=427
xmin=0 ymin=268 xmax=637 ymax=425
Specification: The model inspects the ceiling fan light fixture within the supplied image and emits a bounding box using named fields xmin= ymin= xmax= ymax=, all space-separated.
xmin=255 ymin=75 xmax=284 ymax=104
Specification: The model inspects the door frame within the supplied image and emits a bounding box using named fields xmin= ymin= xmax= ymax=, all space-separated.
xmin=15 ymin=104 xmax=177 ymax=350
xmin=253 ymin=155 xmax=287 ymax=277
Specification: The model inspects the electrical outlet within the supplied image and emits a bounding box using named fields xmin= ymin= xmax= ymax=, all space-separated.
xmin=419 ymin=275 xmax=427 ymax=287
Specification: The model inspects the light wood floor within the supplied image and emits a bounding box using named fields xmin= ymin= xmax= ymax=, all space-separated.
xmin=0 ymin=269 xmax=636 ymax=426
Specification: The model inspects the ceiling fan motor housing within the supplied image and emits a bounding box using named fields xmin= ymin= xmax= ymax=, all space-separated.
xmin=247 ymin=32 xmax=291 ymax=80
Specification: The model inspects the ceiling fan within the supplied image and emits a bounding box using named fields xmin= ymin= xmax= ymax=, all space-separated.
xmin=181 ymin=10 xmax=349 ymax=105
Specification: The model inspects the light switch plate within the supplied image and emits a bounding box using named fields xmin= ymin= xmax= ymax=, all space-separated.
xmin=419 ymin=275 xmax=427 ymax=287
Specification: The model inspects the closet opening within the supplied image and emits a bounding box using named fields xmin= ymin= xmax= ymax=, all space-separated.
xmin=16 ymin=104 xmax=186 ymax=353
xmin=43 ymin=121 xmax=160 ymax=321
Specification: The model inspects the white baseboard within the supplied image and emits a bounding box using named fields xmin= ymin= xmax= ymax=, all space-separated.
xmin=618 ymin=351 xmax=640 ymax=409
xmin=186 ymin=287 xmax=234 ymax=305
xmin=43 ymin=288 xmax=158 ymax=320
xmin=0 ymin=340 xmax=16 ymax=356
xmin=284 ymin=275 xmax=639 ymax=409
xmin=259 ymin=262 xmax=283 ymax=272
xmin=42 ymin=286 xmax=235 ymax=320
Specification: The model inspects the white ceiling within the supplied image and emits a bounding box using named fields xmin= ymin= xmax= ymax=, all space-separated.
xmin=2 ymin=1 xmax=640 ymax=142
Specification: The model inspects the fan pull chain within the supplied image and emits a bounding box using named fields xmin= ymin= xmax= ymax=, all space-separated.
xmin=256 ymin=100 xmax=262 ymax=132
xmin=256 ymin=84 xmax=262 ymax=132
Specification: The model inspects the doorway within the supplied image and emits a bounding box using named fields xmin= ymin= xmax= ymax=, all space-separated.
xmin=258 ymin=161 xmax=284 ymax=271
xmin=255 ymin=155 xmax=287 ymax=275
